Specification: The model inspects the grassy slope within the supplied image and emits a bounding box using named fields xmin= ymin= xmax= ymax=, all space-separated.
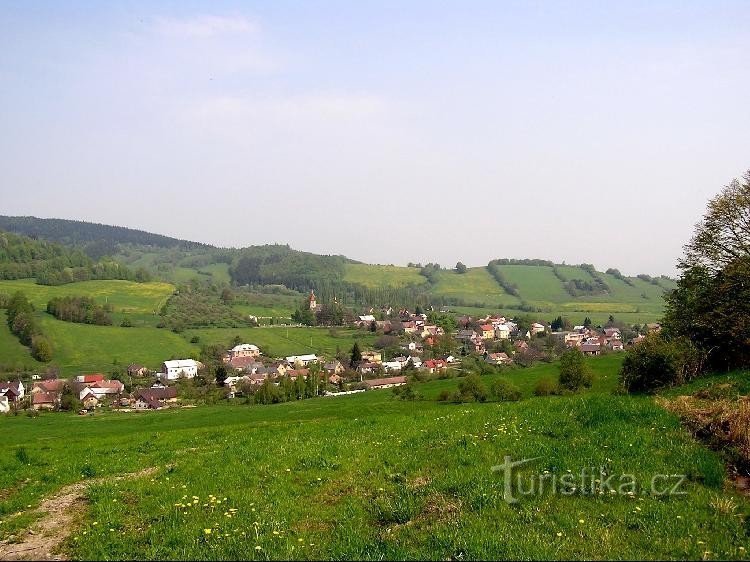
xmin=1 ymin=357 xmax=748 ymax=559
xmin=344 ymin=264 xmax=427 ymax=288
xmin=498 ymin=265 xmax=571 ymax=304
xmin=0 ymin=311 xmax=44 ymax=370
xmin=431 ymin=268 xmax=521 ymax=306
xmin=185 ymin=326 xmax=378 ymax=359
xmin=0 ymin=279 xmax=173 ymax=315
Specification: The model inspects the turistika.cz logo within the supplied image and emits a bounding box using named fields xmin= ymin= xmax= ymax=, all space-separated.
xmin=491 ymin=456 xmax=687 ymax=504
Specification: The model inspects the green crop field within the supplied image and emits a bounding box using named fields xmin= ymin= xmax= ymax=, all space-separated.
xmin=497 ymin=265 xmax=572 ymax=304
xmin=1 ymin=357 xmax=748 ymax=560
xmin=344 ymin=264 xmax=427 ymax=288
xmin=431 ymin=268 xmax=521 ymax=306
xmin=184 ymin=326 xmax=378 ymax=359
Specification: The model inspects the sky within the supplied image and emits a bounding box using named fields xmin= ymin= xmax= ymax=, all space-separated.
xmin=1 ymin=1 xmax=748 ymax=276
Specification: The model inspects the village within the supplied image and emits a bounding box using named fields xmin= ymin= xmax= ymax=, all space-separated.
xmin=0 ymin=290 xmax=656 ymax=415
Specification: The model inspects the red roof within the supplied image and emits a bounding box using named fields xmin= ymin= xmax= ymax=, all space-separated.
xmin=80 ymin=374 xmax=105 ymax=383
xmin=33 ymin=380 xmax=66 ymax=392
xmin=480 ymin=324 xmax=493 ymax=331
xmin=364 ymin=376 xmax=407 ymax=388
xmin=33 ymin=392 xmax=57 ymax=405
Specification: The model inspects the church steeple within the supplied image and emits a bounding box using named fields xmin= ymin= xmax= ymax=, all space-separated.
xmin=307 ymin=290 xmax=317 ymax=310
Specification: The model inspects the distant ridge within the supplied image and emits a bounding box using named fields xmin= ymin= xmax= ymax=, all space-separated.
xmin=0 ymin=216 xmax=210 ymax=250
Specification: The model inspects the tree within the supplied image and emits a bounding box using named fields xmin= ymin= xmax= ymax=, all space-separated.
xmin=31 ymin=336 xmax=53 ymax=362
xmin=215 ymin=364 xmax=228 ymax=387
xmin=682 ymin=170 xmax=750 ymax=272
xmin=558 ymin=348 xmax=592 ymax=392
xmin=455 ymin=262 xmax=467 ymax=274
xmin=583 ymin=317 xmax=592 ymax=329
xmin=220 ymin=288 xmax=234 ymax=304
xmin=457 ymin=373 xmax=487 ymax=402
xmin=350 ymin=342 xmax=362 ymax=368
xmin=550 ymin=315 xmax=564 ymax=332
xmin=619 ymin=333 xmax=703 ymax=393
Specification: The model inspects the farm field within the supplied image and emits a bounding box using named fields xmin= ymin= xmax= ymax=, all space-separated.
xmin=1 ymin=357 xmax=748 ymax=560
xmin=431 ymin=268 xmax=521 ymax=307
xmin=344 ymin=264 xmax=427 ymax=288
xmin=0 ymin=311 xmax=44 ymax=370
xmin=184 ymin=326 xmax=378 ymax=359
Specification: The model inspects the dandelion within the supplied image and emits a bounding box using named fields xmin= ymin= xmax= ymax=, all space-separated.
xmin=204 ymin=529 xmax=212 ymax=535
xmin=93 ymin=522 xmax=99 ymax=526
xmin=298 ymin=538 xmax=304 ymax=542
xmin=109 ymin=528 xmax=115 ymax=532
xmin=255 ymin=546 xmax=262 ymax=551
xmin=556 ymin=532 xmax=563 ymax=537
xmin=578 ymin=519 xmax=584 ymax=524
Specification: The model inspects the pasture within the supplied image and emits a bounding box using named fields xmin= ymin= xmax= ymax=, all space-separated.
xmin=344 ymin=264 xmax=427 ymax=288
xmin=1 ymin=356 xmax=748 ymax=559
xmin=430 ymin=268 xmax=521 ymax=307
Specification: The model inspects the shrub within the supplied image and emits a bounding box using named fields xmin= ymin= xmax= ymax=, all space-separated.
xmin=15 ymin=447 xmax=30 ymax=464
xmin=120 ymin=318 xmax=133 ymax=327
xmin=31 ymin=335 xmax=53 ymax=362
xmin=490 ymin=378 xmax=522 ymax=401
xmin=558 ymin=349 xmax=593 ymax=392
xmin=457 ymin=373 xmax=488 ymax=403
xmin=534 ymin=377 xmax=558 ymax=396
xmin=619 ymin=333 xmax=704 ymax=393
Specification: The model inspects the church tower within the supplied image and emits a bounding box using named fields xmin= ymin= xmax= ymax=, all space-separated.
xmin=308 ymin=290 xmax=317 ymax=310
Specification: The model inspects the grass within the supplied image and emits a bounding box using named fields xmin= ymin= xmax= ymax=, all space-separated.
xmin=0 ymin=311 xmax=44 ymax=370
xmin=344 ymin=264 xmax=427 ymax=288
xmin=0 ymin=279 xmax=174 ymax=316
xmin=38 ymin=316 xmax=196 ymax=374
xmin=1 ymin=356 xmax=748 ymax=559
xmin=431 ymin=268 xmax=521 ymax=306
xmin=185 ymin=326 xmax=378 ymax=359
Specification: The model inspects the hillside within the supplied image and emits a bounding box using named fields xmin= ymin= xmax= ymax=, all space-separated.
xmin=0 ymin=216 xmax=676 ymax=325
xmin=2 ymin=358 xmax=749 ymax=559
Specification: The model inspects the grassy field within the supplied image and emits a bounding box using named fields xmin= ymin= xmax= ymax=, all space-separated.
xmin=0 ymin=311 xmax=44 ymax=370
xmin=344 ymin=264 xmax=427 ymax=288
xmin=1 ymin=357 xmax=748 ymax=559
xmin=0 ymin=279 xmax=174 ymax=316
xmin=431 ymin=268 xmax=521 ymax=307
xmin=184 ymin=326 xmax=378 ymax=359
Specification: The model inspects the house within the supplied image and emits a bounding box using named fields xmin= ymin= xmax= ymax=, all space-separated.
xmin=160 ymin=359 xmax=199 ymax=380
xmin=32 ymin=379 xmax=66 ymax=394
xmin=226 ymin=355 xmax=262 ymax=372
xmin=603 ymin=328 xmax=622 ymax=340
xmin=83 ymin=380 xmax=125 ymax=398
xmin=357 ymin=362 xmax=381 ymax=375
xmin=513 ymin=340 xmax=529 ymax=353
xmin=32 ymin=392 xmax=59 ymax=410
xmin=134 ymin=387 xmax=178 ymax=410
xmin=630 ymin=335 xmax=646 ymax=346
xmin=364 ymin=376 xmax=408 ymax=390
xmin=495 ymin=325 xmax=511 ymax=340
xmin=328 ymin=373 xmax=342 ymax=385
xmin=382 ymin=361 xmax=403 ymax=372
xmin=360 ymin=351 xmax=382 ymax=364
xmin=287 ymin=368 xmax=310 ymax=380
xmin=422 ymin=359 xmax=447 ymax=373
xmin=565 ymin=332 xmax=585 ymax=347
xmin=479 ymin=324 xmax=495 ymax=340
xmin=227 ymin=343 xmax=261 ymax=360
xmin=76 ymin=373 xmax=105 ymax=384
xmin=646 ymin=323 xmax=662 ymax=333
xmin=127 ymin=364 xmax=149 ymax=377
xmin=80 ymin=388 xmax=99 ymax=409
xmin=609 ymin=340 xmax=625 ymax=351
xmin=530 ymin=323 xmax=546 ymax=336
xmin=323 ymin=360 xmax=345 ymax=375
xmin=357 ymin=314 xmax=376 ymax=326
xmin=580 ymin=343 xmax=601 ymax=356
xmin=0 ymin=395 xmax=9 ymax=413
xmin=0 ymin=380 xmax=24 ymax=402
xmin=485 ymin=352 xmax=513 ymax=365
xmin=285 ymin=354 xmax=319 ymax=367
xmin=401 ymin=321 xmax=417 ymax=334
xmin=306 ymin=290 xmax=319 ymax=311
xmin=456 ymin=329 xmax=476 ymax=342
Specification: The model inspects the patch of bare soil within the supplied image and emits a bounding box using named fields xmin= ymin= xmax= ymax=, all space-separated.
xmin=0 ymin=467 xmax=158 ymax=561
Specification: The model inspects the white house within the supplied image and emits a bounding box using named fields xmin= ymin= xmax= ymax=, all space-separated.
xmin=228 ymin=344 xmax=260 ymax=359
xmin=531 ymin=323 xmax=546 ymax=335
xmin=0 ymin=380 xmax=24 ymax=402
xmin=382 ymin=360 xmax=402 ymax=372
xmin=0 ymin=396 xmax=9 ymax=413
xmin=495 ymin=325 xmax=511 ymax=339
xmin=160 ymin=359 xmax=199 ymax=380
xmin=285 ymin=354 xmax=319 ymax=367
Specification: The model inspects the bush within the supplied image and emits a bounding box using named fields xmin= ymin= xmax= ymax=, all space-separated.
xmin=31 ymin=335 xmax=53 ymax=362
xmin=619 ymin=333 xmax=704 ymax=393
xmin=534 ymin=377 xmax=558 ymax=396
xmin=457 ymin=373 xmax=488 ymax=403
xmin=490 ymin=378 xmax=522 ymax=401
xmin=558 ymin=349 xmax=593 ymax=392
xmin=120 ymin=318 xmax=133 ymax=327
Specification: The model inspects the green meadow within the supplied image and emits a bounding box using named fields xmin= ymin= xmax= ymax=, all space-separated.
xmin=1 ymin=356 xmax=748 ymax=560
xmin=344 ymin=264 xmax=427 ymax=288
xmin=431 ymin=268 xmax=521 ymax=307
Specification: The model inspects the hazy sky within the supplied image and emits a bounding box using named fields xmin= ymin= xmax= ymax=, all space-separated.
xmin=1 ymin=1 xmax=748 ymax=276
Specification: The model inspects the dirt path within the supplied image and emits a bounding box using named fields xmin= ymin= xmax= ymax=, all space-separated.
xmin=0 ymin=467 xmax=158 ymax=561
